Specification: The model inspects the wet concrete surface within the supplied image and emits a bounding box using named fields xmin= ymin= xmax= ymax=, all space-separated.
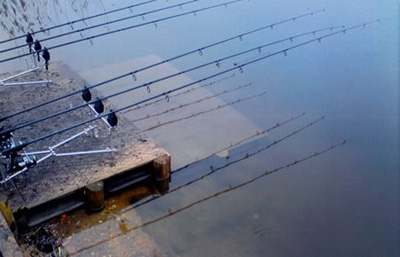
xmin=0 ymin=211 xmax=23 ymax=257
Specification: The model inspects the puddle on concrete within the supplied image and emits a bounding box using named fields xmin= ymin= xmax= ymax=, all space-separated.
xmin=16 ymin=178 xmax=167 ymax=256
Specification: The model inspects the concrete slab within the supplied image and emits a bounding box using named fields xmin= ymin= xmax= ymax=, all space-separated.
xmin=0 ymin=61 xmax=169 ymax=214
xmin=0 ymin=62 xmax=172 ymax=256
xmin=0 ymin=211 xmax=23 ymax=257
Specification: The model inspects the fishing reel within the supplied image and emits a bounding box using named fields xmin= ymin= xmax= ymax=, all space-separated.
xmin=2 ymin=141 xmax=36 ymax=172
xmin=0 ymin=134 xmax=14 ymax=152
xmin=0 ymin=126 xmax=15 ymax=152
xmin=0 ymin=87 xmax=119 ymax=185
xmin=0 ymin=138 xmax=36 ymax=188
xmin=17 ymin=150 xmax=37 ymax=170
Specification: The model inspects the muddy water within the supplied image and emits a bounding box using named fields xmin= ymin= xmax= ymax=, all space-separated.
xmin=0 ymin=0 xmax=398 ymax=256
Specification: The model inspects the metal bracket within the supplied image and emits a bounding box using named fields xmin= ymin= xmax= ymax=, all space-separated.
xmin=0 ymin=45 xmax=52 ymax=86
xmin=87 ymin=103 xmax=114 ymax=131
xmin=0 ymin=125 xmax=116 ymax=184
xmin=20 ymin=148 xmax=116 ymax=157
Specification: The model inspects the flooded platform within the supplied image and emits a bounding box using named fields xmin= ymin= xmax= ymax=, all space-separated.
xmin=0 ymin=62 xmax=170 ymax=229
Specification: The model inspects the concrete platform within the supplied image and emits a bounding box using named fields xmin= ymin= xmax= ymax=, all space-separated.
xmin=0 ymin=62 xmax=170 ymax=228
xmin=0 ymin=56 xmax=262 ymax=256
xmin=0 ymin=209 xmax=23 ymax=257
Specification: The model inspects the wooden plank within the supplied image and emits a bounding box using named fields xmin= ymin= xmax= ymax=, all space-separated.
xmin=85 ymin=181 xmax=105 ymax=212
xmin=152 ymin=154 xmax=171 ymax=181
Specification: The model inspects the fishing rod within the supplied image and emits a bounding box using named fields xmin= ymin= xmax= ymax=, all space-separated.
xmin=130 ymin=82 xmax=253 ymax=122
xmin=0 ymin=0 xmax=245 ymax=64
xmin=69 ymin=140 xmax=346 ymax=255
xmin=0 ymin=0 xmax=203 ymax=55
xmin=0 ymin=25 xmax=339 ymax=136
xmin=123 ymin=73 xmax=237 ymax=113
xmin=0 ymin=10 xmax=325 ymax=123
xmin=0 ymin=21 xmax=377 ymax=159
xmin=0 ymin=0 xmax=159 ymax=45
xmin=142 ymin=91 xmax=267 ymax=132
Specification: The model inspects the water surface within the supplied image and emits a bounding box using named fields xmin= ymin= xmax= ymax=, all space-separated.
xmin=0 ymin=0 xmax=398 ymax=256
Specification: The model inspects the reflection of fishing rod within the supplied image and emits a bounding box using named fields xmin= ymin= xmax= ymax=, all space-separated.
xmin=123 ymin=73 xmax=236 ymax=113
xmin=1 ymin=21 xmax=377 ymax=157
xmin=0 ymin=10 xmax=323 ymax=123
xmin=0 ymin=0 xmax=158 ymax=45
xmin=173 ymin=112 xmax=306 ymax=173
xmin=130 ymin=116 xmax=324 ymax=211
xmin=61 ymin=113 xmax=305 ymax=235
xmin=142 ymin=91 xmax=267 ymax=132
xmin=69 ymin=140 xmax=346 ymax=256
xmin=0 ymin=25 xmax=338 ymax=136
xmin=0 ymin=0 xmax=202 ymax=54
xmin=131 ymin=82 xmax=253 ymax=122
xmin=0 ymin=0 xmax=245 ymax=64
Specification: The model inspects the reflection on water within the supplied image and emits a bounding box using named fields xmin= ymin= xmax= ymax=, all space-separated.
xmin=18 ymin=178 xmax=169 ymax=256
xmin=0 ymin=0 xmax=398 ymax=256
xmin=0 ymin=0 xmax=103 ymax=37
xmin=19 ymin=124 xmax=339 ymax=256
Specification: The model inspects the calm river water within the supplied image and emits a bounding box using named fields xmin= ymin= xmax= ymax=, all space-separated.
xmin=0 ymin=0 xmax=398 ymax=256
